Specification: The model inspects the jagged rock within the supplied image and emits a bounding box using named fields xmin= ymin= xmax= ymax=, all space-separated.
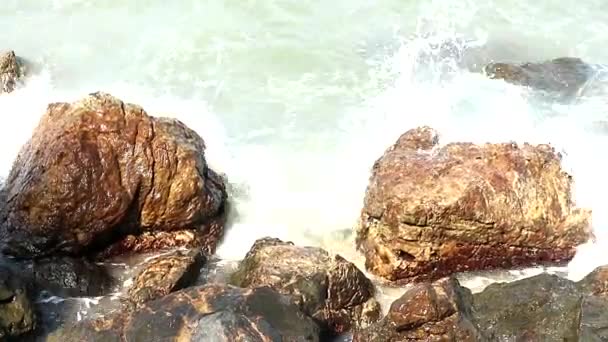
xmin=353 ymin=277 xmax=482 ymax=341
xmin=483 ymin=57 xmax=593 ymax=99
xmin=357 ymin=126 xmax=591 ymax=283
xmin=0 ymin=265 xmax=36 ymax=340
xmin=230 ymin=237 xmax=381 ymax=336
xmin=47 ymin=284 xmax=320 ymax=342
xmin=0 ymin=51 xmax=25 ymax=94
xmin=126 ymin=248 xmax=205 ymax=305
xmin=0 ymin=92 xmax=227 ymax=259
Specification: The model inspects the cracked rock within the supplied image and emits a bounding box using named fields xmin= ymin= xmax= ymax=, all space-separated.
xmin=357 ymin=126 xmax=592 ymax=283
xmin=230 ymin=237 xmax=381 ymax=337
xmin=0 ymin=92 xmax=227 ymax=260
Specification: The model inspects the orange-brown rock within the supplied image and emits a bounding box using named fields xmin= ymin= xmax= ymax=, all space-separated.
xmin=0 ymin=92 xmax=227 ymax=259
xmin=0 ymin=50 xmax=25 ymax=94
xmin=353 ymin=277 xmax=482 ymax=341
xmin=126 ymin=248 xmax=205 ymax=305
xmin=230 ymin=237 xmax=381 ymax=336
xmin=357 ymin=126 xmax=592 ymax=283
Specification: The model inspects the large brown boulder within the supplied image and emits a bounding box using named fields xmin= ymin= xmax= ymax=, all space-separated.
xmin=0 ymin=51 xmax=25 ymax=94
xmin=484 ymin=57 xmax=592 ymax=99
xmin=357 ymin=126 xmax=591 ymax=282
xmin=0 ymin=92 xmax=227 ymax=259
xmin=230 ymin=237 xmax=381 ymax=337
xmin=353 ymin=277 xmax=483 ymax=341
xmin=47 ymin=284 xmax=320 ymax=342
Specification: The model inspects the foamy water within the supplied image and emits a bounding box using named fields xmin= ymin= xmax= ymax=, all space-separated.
xmin=2 ymin=0 xmax=608 ymax=315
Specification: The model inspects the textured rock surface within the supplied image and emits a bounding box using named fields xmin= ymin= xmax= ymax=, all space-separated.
xmin=357 ymin=126 xmax=592 ymax=282
xmin=484 ymin=57 xmax=592 ymax=99
xmin=230 ymin=237 xmax=381 ymax=336
xmin=473 ymin=274 xmax=582 ymax=340
xmin=47 ymin=284 xmax=320 ymax=342
xmin=353 ymin=277 xmax=482 ymax=341
xmin=26 ymin=257 xmax=114 ymax=297
xmin=0 ymin=92 xmax=227 ymax=259
xmin=126 ymin=248 xmax=205 ymax=305
xmin=0 ymin=265 xmax=36 ymax=340
xmin=0 ymin=51 xmax=25 ymax=94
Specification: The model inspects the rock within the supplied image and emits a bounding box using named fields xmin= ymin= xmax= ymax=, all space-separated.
xmin=0 ymin=92 xmax=227 ymax=259
xmin=47 ymin=284 xmax=321 ymax=342
xmin=473 ymin=273 xmax=581 ymax=340
xmin=483 ymin=57 xmax=593 ymax=99
xmin=26 ymin=257 xmax=114 ymax=297
xmin=126 ymin=248 xmax=205 ymax=305
xmin=0 ymin=265 xmax=36 ymax=340
xmin=353 ymin=277 xmax=483 ymax=341
xmin=357 ymin=126 xmax=592 ymax=282
xmin=230 ymin=237 xmax=381 ymax=336
xmin=578 ymin=265 xmax=608 ymax=296
xmin=0 ymin=51 xmax=25 ymax=94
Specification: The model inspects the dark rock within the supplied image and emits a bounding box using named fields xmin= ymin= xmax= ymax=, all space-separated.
xmin=353 ymin=277 xmax=483 ymax=341
xmin=0 ymin=51 xmax=25 ymax=94
xmin=126 ymin=248 xmax=205 ymax=305
xmin=47 ymin=284 xmax=321 ymax=342
xmin=25 ymin=257 xmax=114 ymax=298
xmin=230 ymin=237 xmax=381 ymax=336
xmin=484 ymin=57 xmax=593 ymax=100
xmin=357 ymin=126 xmax=592 ymax=283
xmin=0 ymin=265 xmax=36 ymax=340
xmin=472 ymin=273 xmax=581 ymax=340
xmin=579 ymin=295 xmax=608 ymax=341
xmin=0 ymin=92 xmax=227 ymax=259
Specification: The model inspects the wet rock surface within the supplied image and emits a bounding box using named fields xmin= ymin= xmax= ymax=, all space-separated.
xmin=0 ymin=265 xmax=36 ymax=340
xmin=0 ymin=51 xmax=25 ymax=94
xmin=25 ymin=257 xmax=114 ymax=298
xmin=47 ymin=284 xmax=321 ymax=342
xmin=354 ymin=267 xmax=608 ymax=342
xmin=0 ymin=92 xmax=227 ymax=259
xmin=353 ymin=277 xmax=482 ymax=342
xmin=473 ymin=273 xmax=582 ymax=340
xmin=483 ymin=57 xmax=593 ymax=100
xmin=357 ymin=126 xmax=592 ymax=283
xmin=230 ymin=237 xmax=381 ymax=336
xmin=126 ymin=248 xmax=205 ymax=305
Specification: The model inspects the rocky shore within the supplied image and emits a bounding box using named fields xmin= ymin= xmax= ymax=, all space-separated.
xmin=0 ymin=50 xmax=604 ymax=341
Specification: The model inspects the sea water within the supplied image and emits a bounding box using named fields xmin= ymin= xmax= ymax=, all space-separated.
xmin=2 ymin=0 xmax=608 ymax=316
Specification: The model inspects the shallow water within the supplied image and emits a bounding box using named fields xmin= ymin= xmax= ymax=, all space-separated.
xmin=2 ymin=0 xmax=608 ymax=324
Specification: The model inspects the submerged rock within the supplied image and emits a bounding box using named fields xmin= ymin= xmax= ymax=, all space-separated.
xmin=357 ymin=126 xmax=591 ymax=283
xmin=230 ymin=237 xmax=381 ymax=336
xmin=0 ymin=265 xmax=36 ymax=340
xmin=126 ymin=248 xmax=205 ymax=305
xmin=0 ymin=92 xmax=227 ymax=259
xmin=47 ymin=284 xmax=320 ymax=342
xmin=353 ymin=277 xmax=482 ymax=341
xmin=0 ymin=51 xmax=25 ymax=94
xmin=483 ymin=57 xmax=593 ymax=99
